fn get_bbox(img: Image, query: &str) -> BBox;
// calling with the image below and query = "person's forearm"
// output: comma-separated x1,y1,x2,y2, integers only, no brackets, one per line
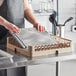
0,16,9,27
24,0,38,25
24,8,38,25
24,0,45,32
0,16,20,33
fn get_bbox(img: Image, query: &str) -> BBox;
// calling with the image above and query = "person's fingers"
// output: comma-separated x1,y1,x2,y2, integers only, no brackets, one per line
8,26,15,34
9,29,13,34
42,26,45,32
34,23,45,32
36,24,39,31
41,26,43,32
39,25,45,32
39,25,41,32
12,25,20,33
10,24,20,33
7,23,20,33
9,25,17,33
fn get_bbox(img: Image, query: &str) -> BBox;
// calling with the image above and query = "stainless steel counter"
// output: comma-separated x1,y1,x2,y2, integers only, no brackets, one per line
0,51,76,70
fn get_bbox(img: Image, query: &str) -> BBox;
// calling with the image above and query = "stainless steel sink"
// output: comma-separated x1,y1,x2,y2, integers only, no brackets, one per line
0,49,13,64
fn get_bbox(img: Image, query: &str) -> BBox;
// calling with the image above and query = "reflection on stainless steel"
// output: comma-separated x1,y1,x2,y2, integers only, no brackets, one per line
0,49,13,64
0,52,76,69
0,49,13,58
13,28,58,48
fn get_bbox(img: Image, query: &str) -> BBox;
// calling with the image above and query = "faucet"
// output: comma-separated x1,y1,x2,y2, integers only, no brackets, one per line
49,11,57,35
49,11,73,37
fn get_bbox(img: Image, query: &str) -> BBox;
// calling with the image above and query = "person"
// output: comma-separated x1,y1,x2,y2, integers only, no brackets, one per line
0,0,45,50
0,0,45,76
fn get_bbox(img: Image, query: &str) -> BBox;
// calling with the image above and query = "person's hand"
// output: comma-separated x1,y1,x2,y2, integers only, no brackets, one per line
4,22,20,34
0,16,20,33
33,23,45,32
